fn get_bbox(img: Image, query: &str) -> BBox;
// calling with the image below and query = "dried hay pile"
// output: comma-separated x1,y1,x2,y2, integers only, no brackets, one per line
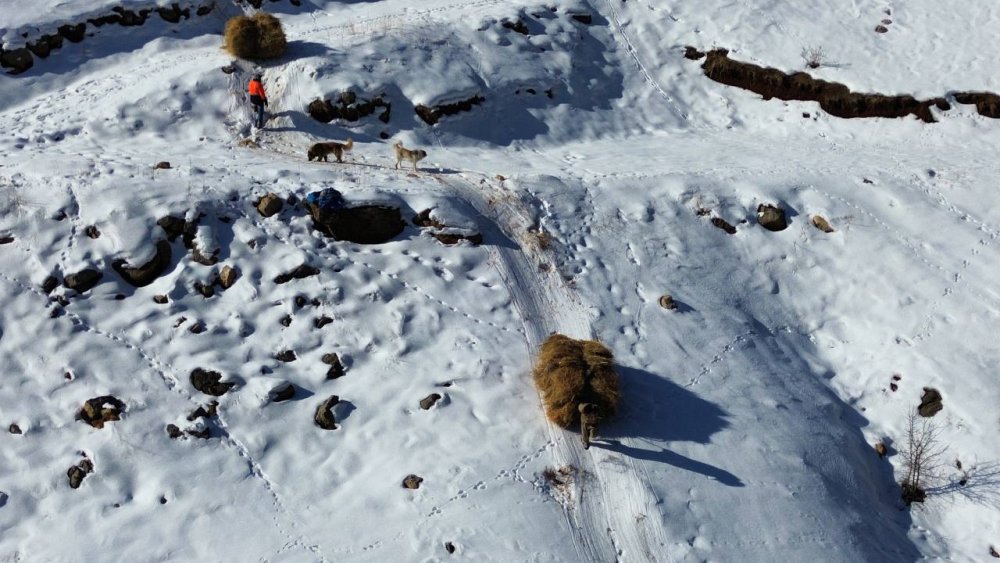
223,13,286,60
533,334,620,428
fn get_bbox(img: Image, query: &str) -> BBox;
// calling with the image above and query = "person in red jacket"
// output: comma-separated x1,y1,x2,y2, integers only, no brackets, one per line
248,74,268,129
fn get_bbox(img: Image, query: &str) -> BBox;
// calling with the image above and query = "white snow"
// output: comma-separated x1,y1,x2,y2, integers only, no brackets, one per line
1,0,999,561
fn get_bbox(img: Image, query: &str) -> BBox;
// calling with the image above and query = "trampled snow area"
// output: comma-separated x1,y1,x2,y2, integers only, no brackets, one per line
1,0,999,561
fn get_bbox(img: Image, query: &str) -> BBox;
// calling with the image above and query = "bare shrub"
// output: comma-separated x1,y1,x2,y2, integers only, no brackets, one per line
533,334,620,428
801,46,826,69
898,412,947,505
223,13,286,60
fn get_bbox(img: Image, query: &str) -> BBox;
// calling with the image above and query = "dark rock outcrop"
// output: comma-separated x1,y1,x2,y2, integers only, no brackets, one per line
756,204,788,232
113,240,173,287
414,95,485,125
314,395,340,429
309,204,405,244
190,368,235,396
79,396,126,429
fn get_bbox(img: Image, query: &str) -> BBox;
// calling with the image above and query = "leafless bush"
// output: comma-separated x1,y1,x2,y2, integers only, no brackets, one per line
898,412,947,505
801,46,826,69
926,460,1000,507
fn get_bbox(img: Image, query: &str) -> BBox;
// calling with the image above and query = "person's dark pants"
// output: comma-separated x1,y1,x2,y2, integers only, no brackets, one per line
252,102,265,128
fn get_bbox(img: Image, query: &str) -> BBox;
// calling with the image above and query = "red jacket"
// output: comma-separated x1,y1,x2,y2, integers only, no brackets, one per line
248,79,267,104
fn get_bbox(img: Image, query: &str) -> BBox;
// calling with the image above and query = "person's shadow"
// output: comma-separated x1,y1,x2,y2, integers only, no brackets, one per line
590,364,744,487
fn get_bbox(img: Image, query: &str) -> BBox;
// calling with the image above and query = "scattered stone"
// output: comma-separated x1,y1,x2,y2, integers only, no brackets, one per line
314,395,340,430
0,236,14,244
79,396,125,429
990,546,999,558
274,264,320,284
256,193,283,217
875,24,889,33
756,204,788,232
187,401,219,421
402,474,424,489
0,47,33,75
113,240,172,287
501,19,529,35
569,12,593,24
42,276,59,293
83,225,100,239
186,427,210,439
156,215,186,241
53,210,68,221
8,423,22,435
322,353,346,379
159,496,168,504
193,280,215,298
309,204,405,244
58,23,86,42
419,393,442,410
811,215,834,233
271,383,296,402
153,294,169,304
166,424,184,439
154,161,171,170
63,269,103,293
188,321,206,334
711,217,737,234
280,315,292,327
275,350,297,362
918,387,943,417
445,542,456,554
294,295,307,308
314,315,333,329
432,231,483,246
190,368,235,396
414,95,485,126
67,459,94,489
875,441,887,458
658,295,677,310
114,294,126,301
218,265,238,289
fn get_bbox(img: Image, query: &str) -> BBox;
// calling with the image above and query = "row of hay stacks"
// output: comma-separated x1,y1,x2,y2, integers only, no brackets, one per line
533,334,620,428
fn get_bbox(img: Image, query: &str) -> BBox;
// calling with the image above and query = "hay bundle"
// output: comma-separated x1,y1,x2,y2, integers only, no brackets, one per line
223,13,286,60
533,334,620,428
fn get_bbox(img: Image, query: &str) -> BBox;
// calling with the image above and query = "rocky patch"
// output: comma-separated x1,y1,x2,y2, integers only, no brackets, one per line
415,95,485,125
710,217,737,235
190,368,235,396
113,240,173,287
308,90,391,124
67,458,94,489
918,387,943,417
322,353,346,379
63,269,103,293
256,193,283,217
79,396,125,429
314,395,340,430
310,204,405,244
274,264,320,284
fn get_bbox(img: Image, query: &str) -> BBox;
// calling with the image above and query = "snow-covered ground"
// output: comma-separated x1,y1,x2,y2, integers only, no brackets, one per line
1,0,999,561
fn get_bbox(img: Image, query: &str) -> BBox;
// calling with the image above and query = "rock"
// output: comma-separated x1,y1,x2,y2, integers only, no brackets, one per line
309,204,405,244
85,226,100,239
256,193,283,217
419,393,442,410
0,236,14,244
58,23,86,42
658,295,677,310
918,387,943,417
166,424,184,439
113,240,172,287
501,19,529,35
194,280,215,298
186,401,218,421
314,395,340,430
294,295,307,308
756,204,788,232
275,350,297,362
875,24,889,33
1,47,34,75
811,215,834,233
79,396,125,429
271,383,295,402
67,459,94,489
63,269,103,293
874,441,887,458
322,353,346,379
432,231,483,246
413,209,446,229
314,316,333,329
402,474,424,489
8,423,22,435
218,265,238,289
445,542,456,554
42,275,59,293
711,217,736,234
280,315,292,327
154,161,171,170
188,321,206,334
153,294,169,304
569,12,593,24
274,264,320,284
157,215,186,241
190,368,235,396
186,427,210,439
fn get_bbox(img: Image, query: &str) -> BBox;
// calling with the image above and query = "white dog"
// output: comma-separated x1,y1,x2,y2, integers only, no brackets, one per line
393,141,428,171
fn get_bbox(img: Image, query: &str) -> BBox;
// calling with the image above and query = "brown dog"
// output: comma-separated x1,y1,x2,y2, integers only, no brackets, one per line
308,139,353,162
393,141,427,171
